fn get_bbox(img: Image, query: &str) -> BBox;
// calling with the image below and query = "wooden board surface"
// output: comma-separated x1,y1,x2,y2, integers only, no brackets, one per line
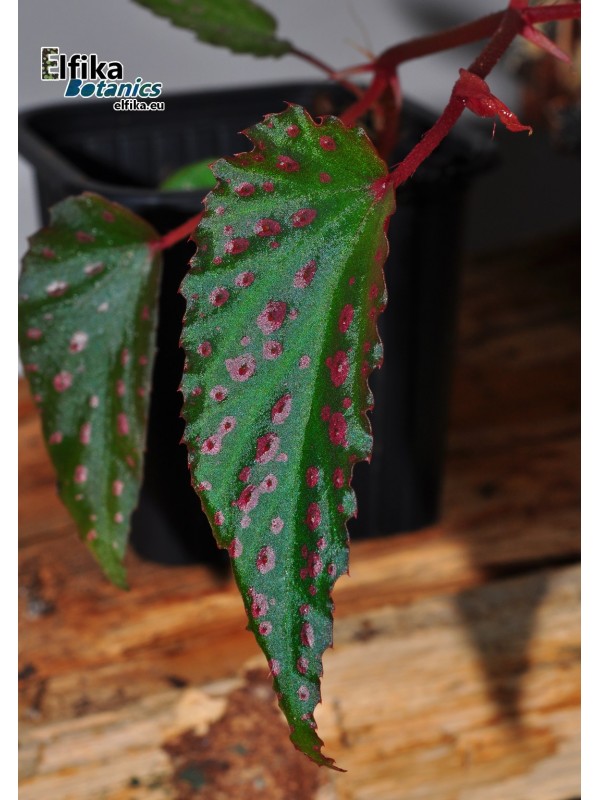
19,232,580,800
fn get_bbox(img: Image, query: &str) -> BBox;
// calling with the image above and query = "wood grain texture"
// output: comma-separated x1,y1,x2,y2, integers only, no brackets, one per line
19,233,580,799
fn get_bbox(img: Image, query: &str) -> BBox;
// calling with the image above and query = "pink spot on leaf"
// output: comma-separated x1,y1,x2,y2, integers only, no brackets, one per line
239,466,251,482
301,622,315,648
53,371,72,392
46,281,68,297
291,208,317,228
225,354,256,382
260,474,278,494
224,238,249,255
209,287,229,307
306,503,321,531
329,412,348,446
271,517,284,534
326,350,350,387
255,433,280,464
258,621,273,636
229,538,243,558
27,328,42,340
79,423,91,445
276,155,299,172
256,546,275,575
271,393,291,423
49,432,63,445
248,589,269,621
210,385,228,402
319,172,331,183
263,340,282,360
214,511,224,526
234,182,255,196
76,230,95,243
84,262,104,276
257,301,287,334
219,416,236,435
333,467,345,489
297,657,309,675
69,331,90,353
293,260,317,288
113,480,124,496
201,435,221,455
254,218,281,237
319,136,336,151
299,355,311,369
262,181,274,192
236,485,259,513
286,124,300,137
74,465,88,484
306,467,319,488
339,304,354,333
269,659,281,677
117,414,129,436
308,552,323,577
198,341,212,357
235,271,255,288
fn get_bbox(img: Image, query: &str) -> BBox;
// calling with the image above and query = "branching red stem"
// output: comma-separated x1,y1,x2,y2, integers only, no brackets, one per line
389,2,579,188
152,211,204,252
340,69,390,127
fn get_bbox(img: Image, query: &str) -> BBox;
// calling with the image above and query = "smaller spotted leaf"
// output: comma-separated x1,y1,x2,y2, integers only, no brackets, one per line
180,105,395,768
131,0,292,57
18,193,162,588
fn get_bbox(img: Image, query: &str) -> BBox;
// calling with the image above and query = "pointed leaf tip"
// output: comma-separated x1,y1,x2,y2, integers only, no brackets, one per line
18,193,162,586
180,104,395,766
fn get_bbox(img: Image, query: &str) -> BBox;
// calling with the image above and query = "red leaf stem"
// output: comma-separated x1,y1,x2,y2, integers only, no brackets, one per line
340,68,391,127
522,4,581,25
152,211,205,252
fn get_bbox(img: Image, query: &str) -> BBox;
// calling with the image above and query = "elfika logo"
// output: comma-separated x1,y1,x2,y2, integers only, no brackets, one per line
41,46,163,104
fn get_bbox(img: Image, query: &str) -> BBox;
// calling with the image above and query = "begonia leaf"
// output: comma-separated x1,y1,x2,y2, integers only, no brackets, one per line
132,0,292,57
18,193,162,588
180,104,395,767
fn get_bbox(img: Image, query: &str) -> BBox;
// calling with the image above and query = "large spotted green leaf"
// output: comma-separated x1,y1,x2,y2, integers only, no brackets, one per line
131,0,292,57
180,105,395,768
18,193,162,588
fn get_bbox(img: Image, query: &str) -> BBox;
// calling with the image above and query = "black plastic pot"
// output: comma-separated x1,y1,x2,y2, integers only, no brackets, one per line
19,83,492,566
